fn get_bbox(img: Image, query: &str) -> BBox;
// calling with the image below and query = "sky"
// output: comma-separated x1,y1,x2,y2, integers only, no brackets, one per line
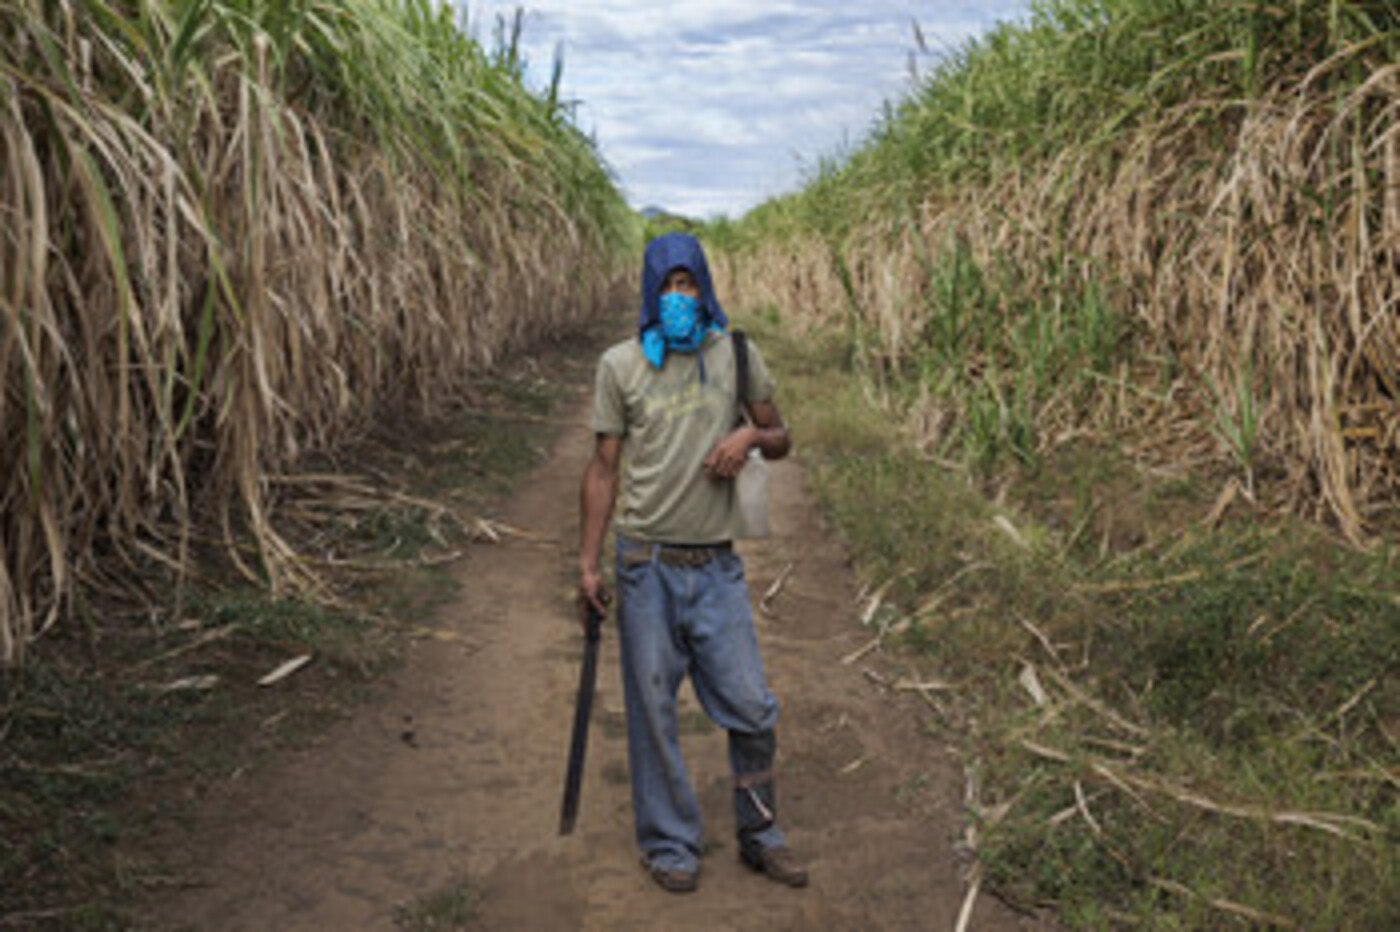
459,2,1035,219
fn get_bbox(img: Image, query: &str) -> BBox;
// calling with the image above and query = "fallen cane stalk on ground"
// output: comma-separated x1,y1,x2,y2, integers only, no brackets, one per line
739,309,1399,928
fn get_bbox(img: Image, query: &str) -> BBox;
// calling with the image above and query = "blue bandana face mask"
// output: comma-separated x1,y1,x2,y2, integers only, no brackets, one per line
659,291,701,347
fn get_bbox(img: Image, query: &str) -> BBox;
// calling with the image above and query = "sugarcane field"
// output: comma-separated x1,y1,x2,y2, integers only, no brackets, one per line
2,1,1397,929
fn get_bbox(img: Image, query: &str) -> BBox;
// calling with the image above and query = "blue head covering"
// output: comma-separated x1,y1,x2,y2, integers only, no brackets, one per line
638,232,728,369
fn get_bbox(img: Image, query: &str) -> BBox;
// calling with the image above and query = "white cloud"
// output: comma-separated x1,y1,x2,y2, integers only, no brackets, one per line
459,0,1034,217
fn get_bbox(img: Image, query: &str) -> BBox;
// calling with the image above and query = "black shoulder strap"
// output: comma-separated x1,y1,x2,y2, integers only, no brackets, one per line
732,329,750,424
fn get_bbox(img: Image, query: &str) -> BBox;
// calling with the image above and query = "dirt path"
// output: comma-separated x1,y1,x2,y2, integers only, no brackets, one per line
148,379,1040,931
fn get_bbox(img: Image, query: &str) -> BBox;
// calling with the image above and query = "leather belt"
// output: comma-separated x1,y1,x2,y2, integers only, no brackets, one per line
622,541,733,568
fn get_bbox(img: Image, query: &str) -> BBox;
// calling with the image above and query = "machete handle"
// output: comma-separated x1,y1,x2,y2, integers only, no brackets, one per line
584,602,603,643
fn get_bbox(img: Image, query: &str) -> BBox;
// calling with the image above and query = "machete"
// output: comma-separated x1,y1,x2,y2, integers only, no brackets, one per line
558,602,603,836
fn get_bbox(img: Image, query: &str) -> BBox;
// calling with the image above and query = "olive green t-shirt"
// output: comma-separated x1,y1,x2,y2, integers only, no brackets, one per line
591,330,776,544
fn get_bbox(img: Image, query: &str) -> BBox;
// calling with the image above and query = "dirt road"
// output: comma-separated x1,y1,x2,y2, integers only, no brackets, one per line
149,377,1038,930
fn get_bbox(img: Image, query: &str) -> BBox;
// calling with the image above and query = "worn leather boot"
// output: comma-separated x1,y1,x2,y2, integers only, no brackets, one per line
642,856,699,893
740,845,809,888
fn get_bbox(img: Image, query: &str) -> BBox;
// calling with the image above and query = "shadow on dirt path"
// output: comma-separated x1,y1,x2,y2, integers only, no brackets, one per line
147,376,1046,931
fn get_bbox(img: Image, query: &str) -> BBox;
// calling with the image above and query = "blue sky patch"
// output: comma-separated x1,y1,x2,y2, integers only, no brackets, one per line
460,1,1033,218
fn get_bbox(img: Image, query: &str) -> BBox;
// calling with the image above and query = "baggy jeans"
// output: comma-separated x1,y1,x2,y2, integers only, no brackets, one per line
615,536,786,873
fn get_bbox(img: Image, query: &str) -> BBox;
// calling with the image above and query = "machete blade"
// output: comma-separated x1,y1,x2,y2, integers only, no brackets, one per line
559,604,603,836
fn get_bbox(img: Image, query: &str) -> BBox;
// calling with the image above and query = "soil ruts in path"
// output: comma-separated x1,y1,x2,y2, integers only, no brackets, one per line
148,381,1045,931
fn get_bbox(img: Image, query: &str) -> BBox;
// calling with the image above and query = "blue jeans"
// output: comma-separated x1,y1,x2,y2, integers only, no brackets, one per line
615,536,786,873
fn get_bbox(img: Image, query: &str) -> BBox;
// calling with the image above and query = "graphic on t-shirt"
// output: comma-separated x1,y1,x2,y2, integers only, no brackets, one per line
643,380,713,424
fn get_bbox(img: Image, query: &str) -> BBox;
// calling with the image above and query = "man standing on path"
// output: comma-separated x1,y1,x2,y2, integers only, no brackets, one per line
576,232,807,894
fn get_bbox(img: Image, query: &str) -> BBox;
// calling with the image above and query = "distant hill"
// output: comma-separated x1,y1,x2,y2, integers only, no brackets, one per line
638,204,701,236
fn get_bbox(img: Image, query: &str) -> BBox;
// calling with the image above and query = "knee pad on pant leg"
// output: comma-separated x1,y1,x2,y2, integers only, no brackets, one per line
730,728,775,773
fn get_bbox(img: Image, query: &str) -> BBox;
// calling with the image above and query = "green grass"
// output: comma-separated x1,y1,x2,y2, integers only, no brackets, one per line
393,877,481,931
743,309,1400,930
0,591,377,927
792,239,1135,480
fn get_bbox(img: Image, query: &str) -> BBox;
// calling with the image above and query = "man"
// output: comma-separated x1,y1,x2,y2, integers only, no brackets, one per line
577,232,807,894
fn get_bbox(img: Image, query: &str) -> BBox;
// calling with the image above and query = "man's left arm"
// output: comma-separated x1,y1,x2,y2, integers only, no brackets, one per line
743,400,790,460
